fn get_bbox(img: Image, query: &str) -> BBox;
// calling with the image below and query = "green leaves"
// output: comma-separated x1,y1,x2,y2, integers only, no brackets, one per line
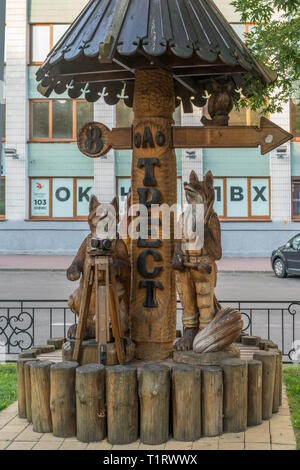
231,0,300,113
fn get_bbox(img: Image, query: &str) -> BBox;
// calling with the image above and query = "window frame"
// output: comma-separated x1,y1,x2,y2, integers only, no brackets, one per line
215,176,271,221
29,99,92,142
290,99,300,142
29,176,94,221
29,23,69,66
292,178,300,220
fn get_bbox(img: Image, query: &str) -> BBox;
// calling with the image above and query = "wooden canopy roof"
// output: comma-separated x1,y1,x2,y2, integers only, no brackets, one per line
36,0,276,111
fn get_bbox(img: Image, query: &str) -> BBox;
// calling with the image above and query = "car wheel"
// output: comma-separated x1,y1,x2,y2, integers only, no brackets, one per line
273,258,287,278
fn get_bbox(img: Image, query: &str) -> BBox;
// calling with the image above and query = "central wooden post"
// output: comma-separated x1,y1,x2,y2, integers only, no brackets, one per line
130,68,177,360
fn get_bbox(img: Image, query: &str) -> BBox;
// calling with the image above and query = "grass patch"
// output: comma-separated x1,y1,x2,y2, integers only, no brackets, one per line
0,363,18,411
283,365,300,450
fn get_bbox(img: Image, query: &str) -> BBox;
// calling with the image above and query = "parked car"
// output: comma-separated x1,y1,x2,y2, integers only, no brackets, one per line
271,234,300,277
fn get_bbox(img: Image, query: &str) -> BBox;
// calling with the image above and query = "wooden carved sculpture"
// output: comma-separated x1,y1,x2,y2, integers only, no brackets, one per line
173,170,242,352
201,79,235,127
67,195,130,341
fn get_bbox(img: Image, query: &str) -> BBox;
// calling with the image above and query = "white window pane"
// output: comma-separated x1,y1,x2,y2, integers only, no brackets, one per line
31,179,50,217
230,23,245,41
53,24,69,47
76,179,93,217
32,25,50,62
251,178,269,217
117,178,131,217
226,178,248,217
52,178,73,217
214,180,224,217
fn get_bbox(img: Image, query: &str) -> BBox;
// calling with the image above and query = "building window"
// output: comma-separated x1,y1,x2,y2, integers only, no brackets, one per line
230,23,256,42
292,179,300,219
116,101,181,127
214,177,270,220
29,100,94,141
30,24,69,64
291,101,300,140
29,177,94,219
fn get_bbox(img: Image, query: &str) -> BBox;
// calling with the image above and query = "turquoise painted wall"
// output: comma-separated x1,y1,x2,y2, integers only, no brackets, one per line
115,149,182,177
291,143,300,176
203,148,270,177
28,143,93,177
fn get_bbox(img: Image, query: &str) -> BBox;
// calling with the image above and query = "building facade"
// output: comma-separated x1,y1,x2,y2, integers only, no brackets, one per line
0,0,299,257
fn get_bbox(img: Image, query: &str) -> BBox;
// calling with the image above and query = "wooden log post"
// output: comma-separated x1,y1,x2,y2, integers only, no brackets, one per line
106,365,138,445
247,360,262,426
201,366,223,437
253,351,276,420
17,358,31,418
76,364,106,443
130,68,177,361
30,360,52,433
139,364,171,445
221,358,248,433
50,361,78,437
272,351,281,413
24,359,40,423
47,338,65,350
172,364,201,441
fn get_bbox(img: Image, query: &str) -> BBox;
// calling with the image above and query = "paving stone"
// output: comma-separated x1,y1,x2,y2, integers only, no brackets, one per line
219,442,244,450
192,440,219,450
245,421,270,443
7,416,28,426
0,441,10,450
39,433,64,443
33,441,62,450
245,443,271,450
15,427,42,442
139,443,166,450
0,430,21,441
86,441,113,450
6,441,36,450
272,444,296,450
270,414,293,426
219,432,245,443
165,440,193,450
112,441,141,450
60,440,88,450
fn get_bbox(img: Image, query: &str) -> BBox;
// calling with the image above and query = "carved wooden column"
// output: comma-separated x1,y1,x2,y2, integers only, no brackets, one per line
130,68,177,360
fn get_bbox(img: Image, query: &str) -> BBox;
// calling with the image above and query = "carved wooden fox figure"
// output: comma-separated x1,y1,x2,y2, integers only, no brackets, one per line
66,195,131,340
173,170,222,351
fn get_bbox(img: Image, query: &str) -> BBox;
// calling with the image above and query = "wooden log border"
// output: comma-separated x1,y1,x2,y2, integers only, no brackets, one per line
18,349,283,442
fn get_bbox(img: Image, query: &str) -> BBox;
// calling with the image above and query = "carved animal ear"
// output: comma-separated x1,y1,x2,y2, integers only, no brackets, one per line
89,195,100,213
204,171,214,189
111,196,119,216
189,171,200,185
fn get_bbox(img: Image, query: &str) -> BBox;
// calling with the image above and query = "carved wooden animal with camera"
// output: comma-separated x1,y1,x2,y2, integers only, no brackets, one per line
66,195,131,341
173,170,242,353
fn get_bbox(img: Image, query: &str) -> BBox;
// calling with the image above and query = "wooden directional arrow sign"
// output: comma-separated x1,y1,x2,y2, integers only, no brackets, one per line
78,117,293,158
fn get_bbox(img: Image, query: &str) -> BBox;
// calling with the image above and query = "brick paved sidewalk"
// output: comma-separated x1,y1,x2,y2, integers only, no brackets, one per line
0,255,272,272
0,385,296,450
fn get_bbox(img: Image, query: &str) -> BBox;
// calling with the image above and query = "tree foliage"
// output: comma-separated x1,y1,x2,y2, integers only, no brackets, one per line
231,0,300,114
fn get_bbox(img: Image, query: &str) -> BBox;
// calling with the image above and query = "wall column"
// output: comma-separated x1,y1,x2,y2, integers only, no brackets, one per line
269,101,292,222
5,0,28,221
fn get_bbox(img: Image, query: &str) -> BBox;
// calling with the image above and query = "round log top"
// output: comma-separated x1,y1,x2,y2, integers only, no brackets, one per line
172,364,201,373
50,361,79,370
220,358,248,367
17,358,37,364
253,351,277,357
106,365,137,373
24,359,40,368
141,363,170,372
247,359,264,366
30,360,53,369
201,365,222,373
76,363,105,374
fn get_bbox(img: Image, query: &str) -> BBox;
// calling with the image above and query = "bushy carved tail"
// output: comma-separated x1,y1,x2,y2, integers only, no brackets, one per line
193,306,243,353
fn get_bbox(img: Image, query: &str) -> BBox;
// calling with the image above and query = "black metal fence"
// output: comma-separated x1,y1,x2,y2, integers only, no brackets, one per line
0,300,299,362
